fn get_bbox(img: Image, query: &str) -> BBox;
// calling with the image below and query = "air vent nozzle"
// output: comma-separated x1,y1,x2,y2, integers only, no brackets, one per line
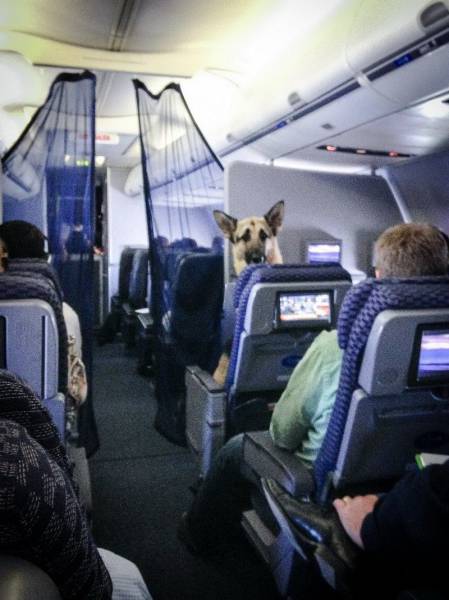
420,2,449,29
288,92,302,106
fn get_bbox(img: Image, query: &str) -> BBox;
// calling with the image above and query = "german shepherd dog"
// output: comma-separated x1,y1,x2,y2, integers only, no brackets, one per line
212,200,285,384
213,200,285,276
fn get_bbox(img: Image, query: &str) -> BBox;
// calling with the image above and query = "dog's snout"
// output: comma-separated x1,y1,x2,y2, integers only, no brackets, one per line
245,251,266,265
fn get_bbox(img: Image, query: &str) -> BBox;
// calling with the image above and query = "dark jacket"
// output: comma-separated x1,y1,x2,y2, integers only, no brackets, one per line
360,460,449,597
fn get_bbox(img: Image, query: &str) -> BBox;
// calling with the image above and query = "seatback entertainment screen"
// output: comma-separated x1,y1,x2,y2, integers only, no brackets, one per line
307,241,341,264
277,291,332,328
414,328,449,385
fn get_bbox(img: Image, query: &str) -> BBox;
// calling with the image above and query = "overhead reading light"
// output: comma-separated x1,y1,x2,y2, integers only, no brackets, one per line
288,92,302,106
318,145,413,158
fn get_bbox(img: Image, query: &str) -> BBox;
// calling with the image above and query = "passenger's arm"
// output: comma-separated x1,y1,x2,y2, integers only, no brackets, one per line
334,461,449,557
333,495,379,549
360,461,449,556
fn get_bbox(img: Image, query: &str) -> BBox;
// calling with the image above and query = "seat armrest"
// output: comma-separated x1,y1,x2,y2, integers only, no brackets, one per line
261,478,359,596
186,365,225,393
137,312,153,330
44,393,65,442
243,431,314,498
0,555,61,599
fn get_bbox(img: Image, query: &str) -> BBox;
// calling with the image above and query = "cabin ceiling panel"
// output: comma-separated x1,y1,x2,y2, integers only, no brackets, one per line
323,112,449,154
234,85,399,160
363,43,449,106
0,1,123,50
345,0,438,73
285,147,410,171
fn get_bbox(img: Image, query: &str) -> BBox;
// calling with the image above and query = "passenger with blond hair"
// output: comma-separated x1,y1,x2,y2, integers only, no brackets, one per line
178,222,449,553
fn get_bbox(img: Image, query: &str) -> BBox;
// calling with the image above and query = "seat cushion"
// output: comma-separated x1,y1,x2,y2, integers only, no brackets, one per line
0,418,112,599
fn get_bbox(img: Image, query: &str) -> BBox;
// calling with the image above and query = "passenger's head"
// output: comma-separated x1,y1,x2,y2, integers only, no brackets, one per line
374,223,448,278
0,220,48,260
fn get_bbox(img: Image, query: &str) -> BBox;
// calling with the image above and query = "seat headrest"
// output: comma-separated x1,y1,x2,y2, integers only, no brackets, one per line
234,263,352,310
337,277,449,350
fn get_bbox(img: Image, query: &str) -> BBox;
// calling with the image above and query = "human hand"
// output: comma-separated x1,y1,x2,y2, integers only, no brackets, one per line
333,495,379,549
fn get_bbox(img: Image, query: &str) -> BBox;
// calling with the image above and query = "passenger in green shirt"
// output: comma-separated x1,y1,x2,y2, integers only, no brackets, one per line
178,223,449,554
270,329,342,465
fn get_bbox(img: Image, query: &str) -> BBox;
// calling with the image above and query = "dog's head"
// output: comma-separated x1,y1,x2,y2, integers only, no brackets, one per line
213,200,284,275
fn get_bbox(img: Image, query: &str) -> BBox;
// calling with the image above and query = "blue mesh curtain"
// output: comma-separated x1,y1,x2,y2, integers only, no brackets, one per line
134,80,224,444
1,71,98,455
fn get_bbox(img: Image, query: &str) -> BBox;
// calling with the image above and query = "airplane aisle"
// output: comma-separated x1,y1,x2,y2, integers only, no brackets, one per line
89,341,280,600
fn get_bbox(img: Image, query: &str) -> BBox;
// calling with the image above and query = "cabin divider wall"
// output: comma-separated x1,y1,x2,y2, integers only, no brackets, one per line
384,148,449,232
225,161,402,281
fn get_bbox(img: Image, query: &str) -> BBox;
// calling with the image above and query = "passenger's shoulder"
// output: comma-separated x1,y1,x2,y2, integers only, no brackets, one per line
313,329,341,361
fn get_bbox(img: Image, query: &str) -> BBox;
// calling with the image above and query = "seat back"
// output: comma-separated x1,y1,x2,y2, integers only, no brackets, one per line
117,247,138,300
314,277,449,498
0,274,68,395
170,253,224,369
8,258,64,301
227,264,352,398
128,248,149,308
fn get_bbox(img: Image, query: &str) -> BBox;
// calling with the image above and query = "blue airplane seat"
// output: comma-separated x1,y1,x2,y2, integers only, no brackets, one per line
186,263,352,476
240,276,449,598
121,248,149,346
111,246,139,310
0,273,68,436
154,253,224,446
8,257,64,302
98,246,141,344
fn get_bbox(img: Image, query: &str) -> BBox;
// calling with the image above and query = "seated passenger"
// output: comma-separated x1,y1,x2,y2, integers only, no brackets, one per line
333,458,449,598
0,220,87,406
0,369,152,599
178,223,449,552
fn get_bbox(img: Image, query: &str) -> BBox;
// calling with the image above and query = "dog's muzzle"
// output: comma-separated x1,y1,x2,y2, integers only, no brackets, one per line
245,251,266,265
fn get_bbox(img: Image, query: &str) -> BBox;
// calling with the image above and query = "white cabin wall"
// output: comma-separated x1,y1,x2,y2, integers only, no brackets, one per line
384,149,449,232
225,161,402,279
106,167,148,301
152,203,222,248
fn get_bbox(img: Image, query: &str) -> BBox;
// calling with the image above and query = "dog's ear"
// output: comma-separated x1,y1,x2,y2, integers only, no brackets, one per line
264,200,285,235
213,210,238,242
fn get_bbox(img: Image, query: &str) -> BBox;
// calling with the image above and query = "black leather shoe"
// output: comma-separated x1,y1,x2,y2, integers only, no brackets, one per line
262,478,360,596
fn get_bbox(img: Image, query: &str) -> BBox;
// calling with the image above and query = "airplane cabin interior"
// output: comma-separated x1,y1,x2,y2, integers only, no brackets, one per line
0,1,449,599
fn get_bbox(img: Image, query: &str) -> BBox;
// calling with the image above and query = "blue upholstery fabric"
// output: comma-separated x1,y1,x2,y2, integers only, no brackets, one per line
0,419,112,599
8,259,64,302
226,264,352,390
170,253,224,367
0,370,68,471
337,278,375,350
233,264,266,309
0,370,112,599
0,273,68,392
314,276,449,496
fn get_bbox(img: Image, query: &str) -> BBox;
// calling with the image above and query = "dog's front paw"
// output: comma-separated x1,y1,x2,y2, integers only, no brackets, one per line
213,353,230,386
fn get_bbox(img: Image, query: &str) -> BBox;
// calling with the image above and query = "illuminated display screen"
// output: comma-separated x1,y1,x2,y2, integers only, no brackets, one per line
416,329,449,383
307,242,341,264
277,291,332,328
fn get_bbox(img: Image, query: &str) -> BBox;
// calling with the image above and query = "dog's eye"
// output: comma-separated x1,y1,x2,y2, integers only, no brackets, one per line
241,229,251,243
259,230,268,242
